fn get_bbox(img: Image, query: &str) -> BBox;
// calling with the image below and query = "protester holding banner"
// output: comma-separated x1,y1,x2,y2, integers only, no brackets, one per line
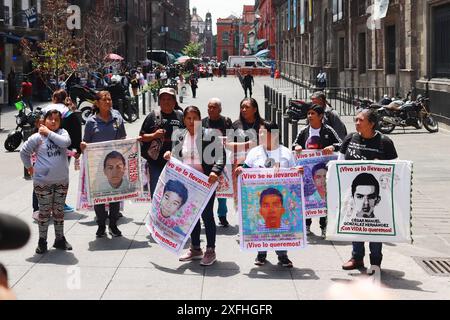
81,91,127,238
202,98,233,227
140,88,184,196
164,106,225,266
236,121,301,268
339,108,398,270
230,98,265,205
293,104,342,237
20,109,73,254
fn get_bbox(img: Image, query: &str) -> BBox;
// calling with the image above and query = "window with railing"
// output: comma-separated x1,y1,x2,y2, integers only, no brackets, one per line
358,0,367,17
358,32,367,74
222,32,229,44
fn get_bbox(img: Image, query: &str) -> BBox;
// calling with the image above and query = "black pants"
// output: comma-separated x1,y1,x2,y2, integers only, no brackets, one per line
94,202,120,227
191,87,197,98
306,217,327,230
190,194,216,249
244,86,252,97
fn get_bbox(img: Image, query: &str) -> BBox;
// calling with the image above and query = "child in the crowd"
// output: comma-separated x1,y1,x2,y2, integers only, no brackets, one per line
20,109,72,254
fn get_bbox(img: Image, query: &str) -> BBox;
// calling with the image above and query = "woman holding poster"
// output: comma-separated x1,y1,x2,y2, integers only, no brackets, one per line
339,108,398,271
293,104,342,237
81,91,127,238
164,106,225,266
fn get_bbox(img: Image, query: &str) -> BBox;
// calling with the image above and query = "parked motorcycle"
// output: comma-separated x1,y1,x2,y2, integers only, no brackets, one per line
376,92,439,134
4,102,41,152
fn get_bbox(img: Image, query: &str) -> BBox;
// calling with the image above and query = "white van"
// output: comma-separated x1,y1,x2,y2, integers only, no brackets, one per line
228,56,270,68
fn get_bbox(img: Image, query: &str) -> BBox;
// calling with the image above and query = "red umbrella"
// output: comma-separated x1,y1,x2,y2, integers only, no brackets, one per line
106,53,124,61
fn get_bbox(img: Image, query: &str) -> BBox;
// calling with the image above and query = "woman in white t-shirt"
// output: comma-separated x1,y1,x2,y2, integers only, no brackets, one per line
236,121,303,268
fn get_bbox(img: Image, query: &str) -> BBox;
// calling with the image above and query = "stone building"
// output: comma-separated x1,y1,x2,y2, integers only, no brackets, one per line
275,0,450,123
190,7,213,58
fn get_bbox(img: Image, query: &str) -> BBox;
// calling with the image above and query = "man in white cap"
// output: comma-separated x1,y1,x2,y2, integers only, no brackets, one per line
139,87,185,195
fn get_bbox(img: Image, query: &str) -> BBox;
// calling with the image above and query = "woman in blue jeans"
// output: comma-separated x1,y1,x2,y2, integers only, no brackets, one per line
338,108,398,270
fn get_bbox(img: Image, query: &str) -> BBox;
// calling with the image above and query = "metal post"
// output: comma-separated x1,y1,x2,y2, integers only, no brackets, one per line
271,91,278,123
282,96,288,147
291,120,298,145
142,90,146,115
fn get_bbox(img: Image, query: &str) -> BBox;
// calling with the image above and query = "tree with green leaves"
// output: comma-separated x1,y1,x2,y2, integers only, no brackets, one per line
21,0,85,88
182,42,203,58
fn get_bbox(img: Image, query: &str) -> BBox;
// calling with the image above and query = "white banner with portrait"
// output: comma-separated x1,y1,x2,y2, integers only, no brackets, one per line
326,160,413,243
146,158,218,255
84,138,142,205
217,149,233,198
132,159,152,203
238,168,306,252
294,150,338,218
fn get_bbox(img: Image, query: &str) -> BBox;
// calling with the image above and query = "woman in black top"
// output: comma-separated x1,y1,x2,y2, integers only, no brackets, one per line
340,108,398,271
229,98,265,206
293,104,342,237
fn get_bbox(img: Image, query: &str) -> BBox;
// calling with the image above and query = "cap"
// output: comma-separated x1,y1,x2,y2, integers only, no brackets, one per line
159,87,177,97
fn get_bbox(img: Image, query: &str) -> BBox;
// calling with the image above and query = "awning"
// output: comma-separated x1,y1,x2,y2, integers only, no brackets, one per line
0,32,23,43
255,39,268,49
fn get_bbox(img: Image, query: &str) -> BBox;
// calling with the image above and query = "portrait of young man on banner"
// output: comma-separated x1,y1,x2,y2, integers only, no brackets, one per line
84,138,142,205
295,150,338,218
327,160,413,243
238,168,306,252
146,158,218,255
216,149,233,198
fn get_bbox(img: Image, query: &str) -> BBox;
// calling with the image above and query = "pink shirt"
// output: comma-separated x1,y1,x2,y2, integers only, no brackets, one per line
182,133,204,173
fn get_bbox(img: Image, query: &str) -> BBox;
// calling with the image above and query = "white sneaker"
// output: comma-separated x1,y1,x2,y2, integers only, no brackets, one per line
32,210,39,221
321,228,327,238
306,225,312,235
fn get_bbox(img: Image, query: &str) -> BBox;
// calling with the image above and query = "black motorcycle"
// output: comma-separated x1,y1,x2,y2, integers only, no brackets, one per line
376,92,439,134
70,84,138,124
4,104,41,152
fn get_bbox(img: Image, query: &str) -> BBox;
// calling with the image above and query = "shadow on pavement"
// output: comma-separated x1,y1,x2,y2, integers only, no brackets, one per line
28,250,79,266
64,212,88,221
341,269,434,293
245,264,319,280
150,261,205,275
88,237,133,251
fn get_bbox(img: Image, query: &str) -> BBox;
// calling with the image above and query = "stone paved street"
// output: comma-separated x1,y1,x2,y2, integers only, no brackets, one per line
0,75,449,300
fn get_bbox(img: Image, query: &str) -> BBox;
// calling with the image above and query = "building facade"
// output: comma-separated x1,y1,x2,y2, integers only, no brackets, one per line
0,0,43,76
255,0,277,59
275,0,450,123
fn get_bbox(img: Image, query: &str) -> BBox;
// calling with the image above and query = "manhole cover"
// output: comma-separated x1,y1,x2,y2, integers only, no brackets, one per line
413,257,450,277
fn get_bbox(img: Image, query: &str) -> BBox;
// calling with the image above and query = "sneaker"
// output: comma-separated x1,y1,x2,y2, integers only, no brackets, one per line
254,253,267,266
32,210,39,221
35,238,47,254
53,236,73,251
96,226,106,238
278,255,293,268
117,212,123,219
200,247,216,266
63,204,75,213
179,248,203,262
321,228,327,238
306,225,312,235
108,225,122,237
219,216,229,228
